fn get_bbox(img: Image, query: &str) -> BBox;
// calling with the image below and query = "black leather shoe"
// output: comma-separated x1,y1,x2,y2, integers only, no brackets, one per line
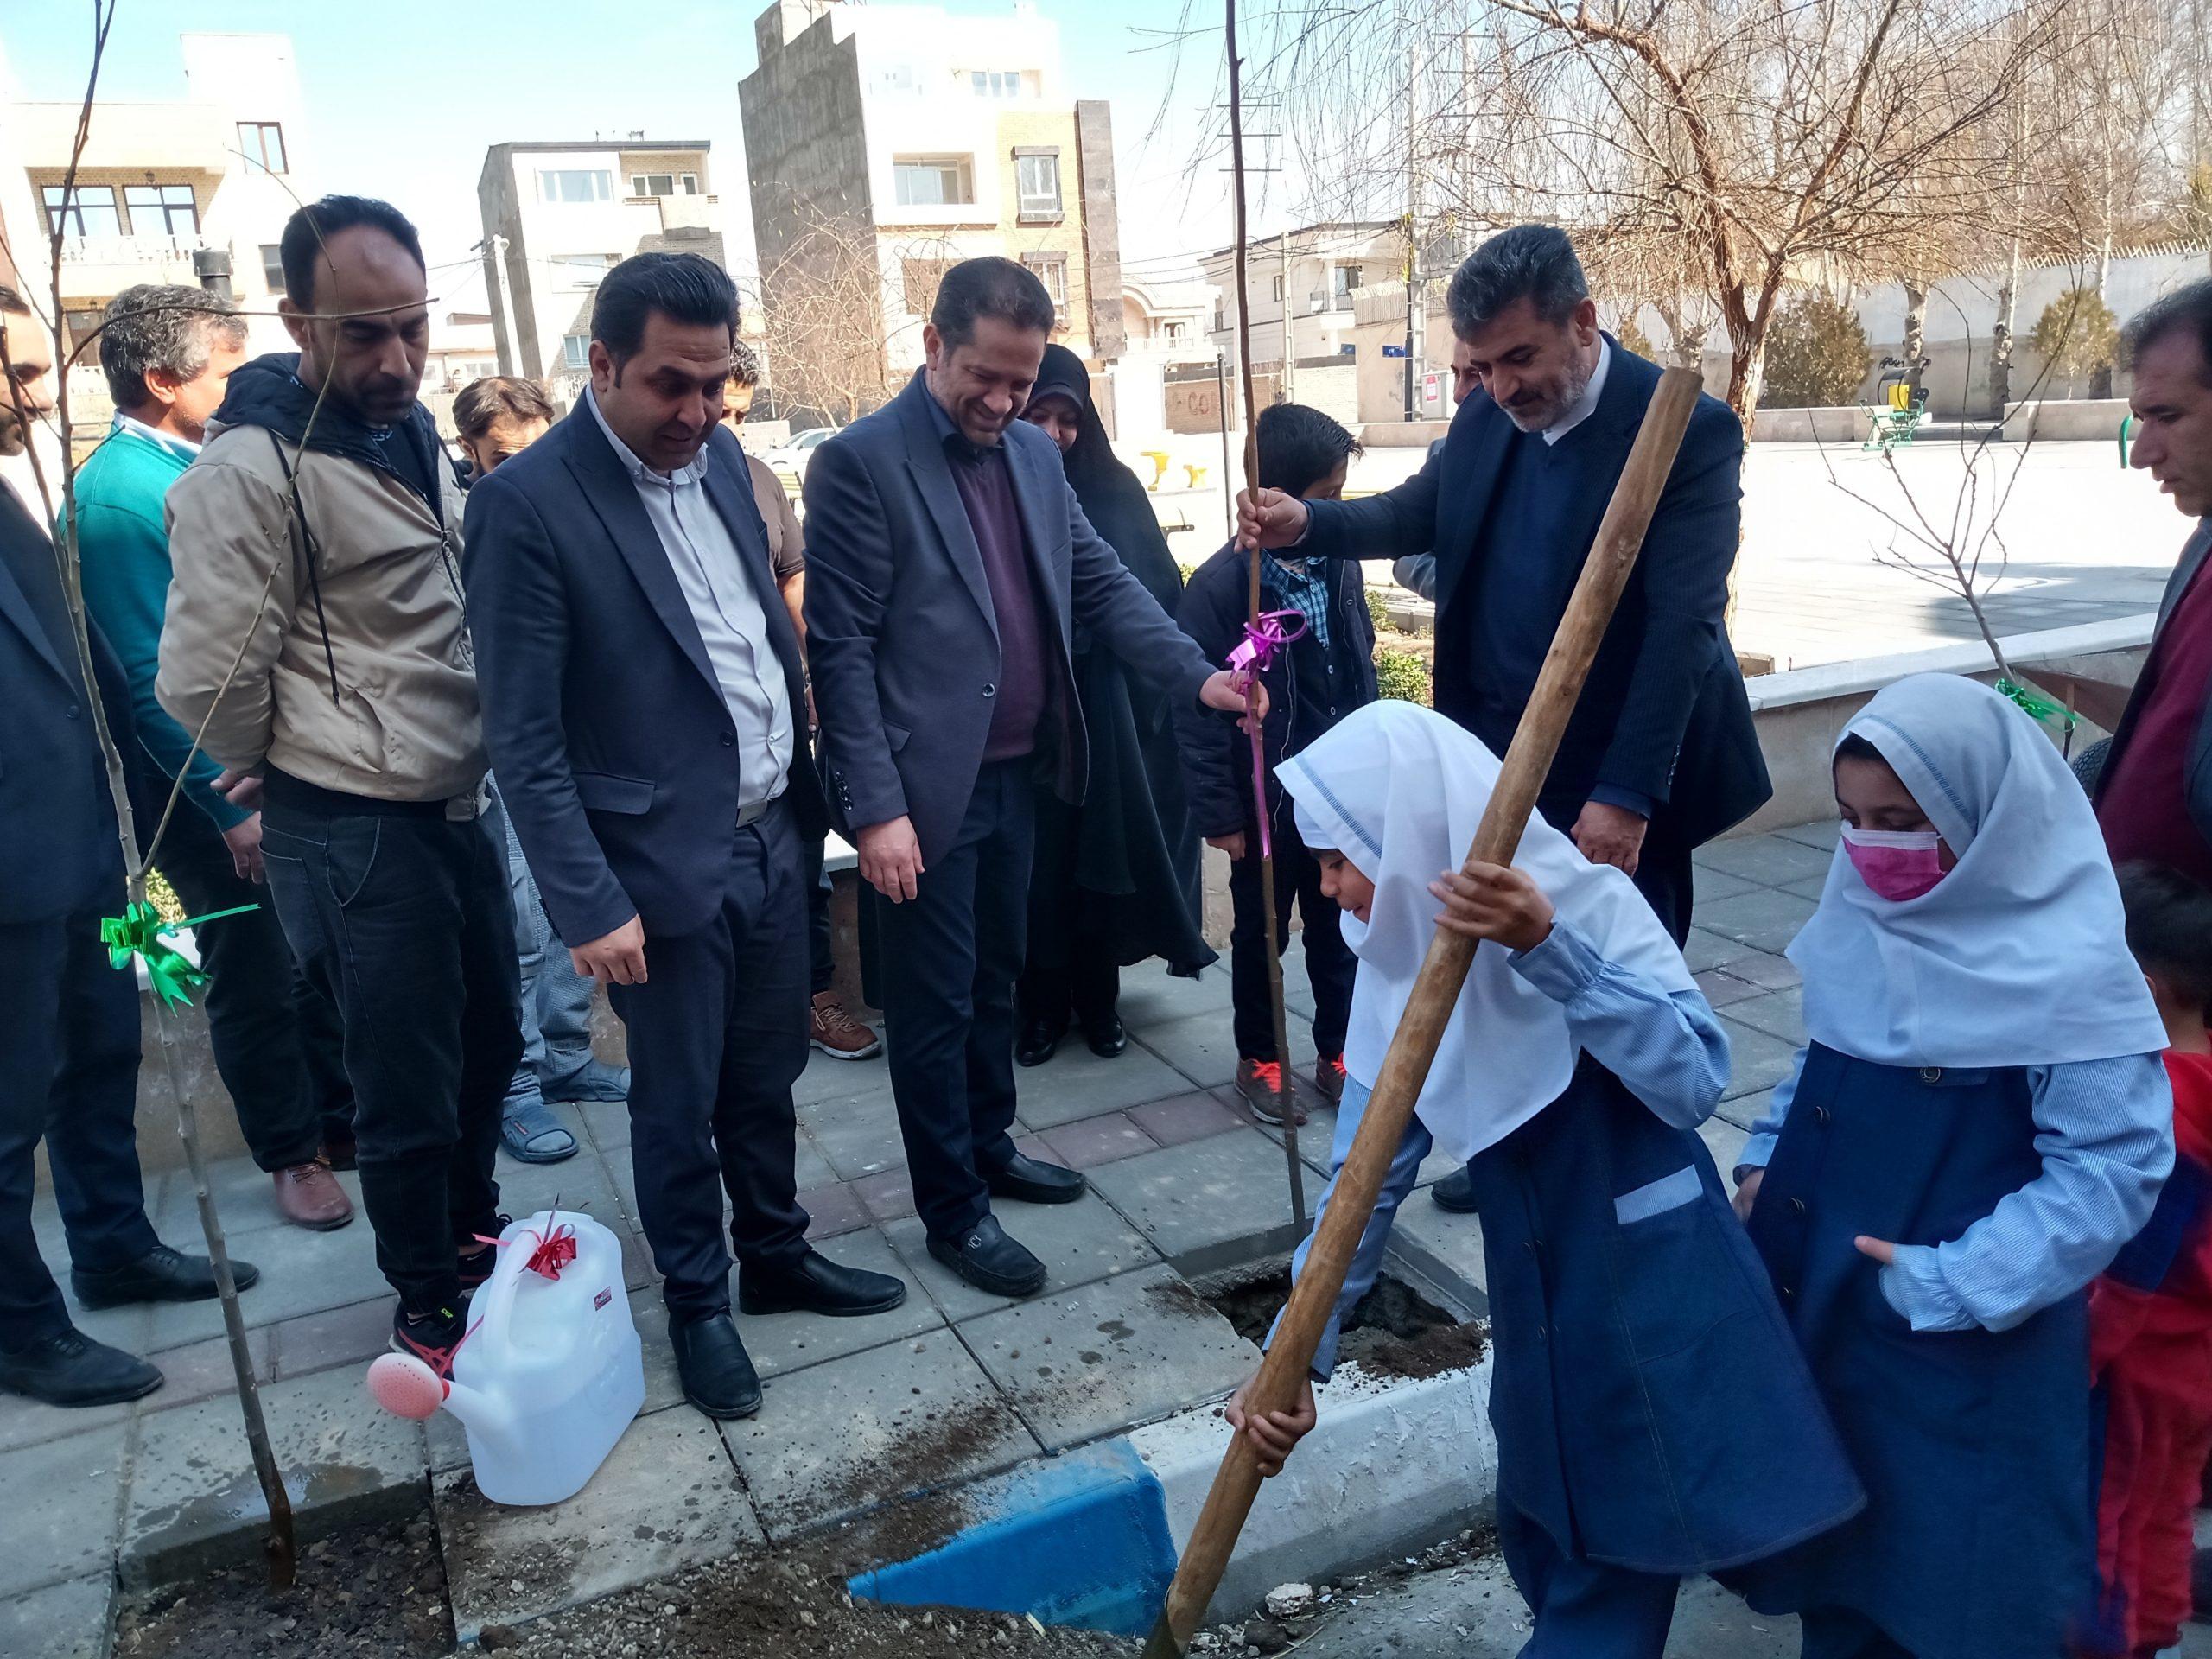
0,1327,162,1407
740,1249,908,1318
1430,1165,1479,1214
927,1215,1046,1298
1016,1020,1062,1068
984,1152,1086,1205
669,1312,763,1420
1084,1017,1128,1058
72,1243,260,1310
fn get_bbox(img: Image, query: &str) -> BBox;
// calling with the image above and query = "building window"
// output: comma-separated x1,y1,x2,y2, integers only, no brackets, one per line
538,169,613,204
41,183,120,238
893,156,973,208
63,308,105,366
1332,264,1363,300
237,122,288,175
124,183,200,237
1164,321,1186,341
970,70,1022,97
629,172,701,198
1271,274,1286,302
1020,251,1068,308
1014,151,1062,221
562,334,591,371
260,245,286,295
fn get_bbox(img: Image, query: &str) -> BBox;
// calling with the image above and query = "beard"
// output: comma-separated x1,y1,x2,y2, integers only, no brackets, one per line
1502,351,1595,435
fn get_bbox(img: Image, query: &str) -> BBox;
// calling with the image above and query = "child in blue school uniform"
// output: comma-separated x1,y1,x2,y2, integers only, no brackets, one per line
1227,700,1861,1658
1730,673,2176,1659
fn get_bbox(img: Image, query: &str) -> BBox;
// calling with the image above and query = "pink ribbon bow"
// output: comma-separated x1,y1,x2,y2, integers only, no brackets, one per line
1227,610,1308,858
474,1215,582,1281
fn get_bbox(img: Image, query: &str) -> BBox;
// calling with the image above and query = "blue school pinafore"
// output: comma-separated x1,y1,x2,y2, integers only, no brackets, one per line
1465,1056,1864,1575
1738,1044,2090,1659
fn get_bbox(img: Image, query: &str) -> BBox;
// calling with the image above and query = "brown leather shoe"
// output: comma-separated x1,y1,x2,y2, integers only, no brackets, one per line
809,991,882,1060
273,1162,354,1230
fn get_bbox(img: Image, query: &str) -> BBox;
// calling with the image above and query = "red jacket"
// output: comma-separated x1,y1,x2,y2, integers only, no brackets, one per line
2090,1050,2212,1383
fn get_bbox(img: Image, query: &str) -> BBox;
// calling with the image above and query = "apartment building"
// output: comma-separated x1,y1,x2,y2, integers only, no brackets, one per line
476,137,731,394
740,0,1123,407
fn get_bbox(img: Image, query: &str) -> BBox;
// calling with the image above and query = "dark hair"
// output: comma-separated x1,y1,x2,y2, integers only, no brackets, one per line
591,252,738,363
930,256,1053,351
1446,225,1590,338
452,375,554,442
2121,277,2212,387
280,195,425,308
1834,732,1887,766
99,284,246,410
1257,402,1363,499
728,340,762,387
2119,861,2212,1017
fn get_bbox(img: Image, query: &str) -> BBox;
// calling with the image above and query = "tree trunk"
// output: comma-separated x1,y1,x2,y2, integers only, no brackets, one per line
1726,330,1767,430
1992,236,2021,416
1902,280,1927,396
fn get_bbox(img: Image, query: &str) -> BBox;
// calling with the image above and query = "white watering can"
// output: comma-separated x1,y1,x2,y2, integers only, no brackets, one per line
366,1207,645,1505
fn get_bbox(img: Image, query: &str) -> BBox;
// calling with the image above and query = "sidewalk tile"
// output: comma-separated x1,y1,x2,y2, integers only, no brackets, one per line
0,1389,132,1457
1012,1043,1194,1129
1039,1111,1159,1169
437,1408,760,1640
1694,969,1766,1009
962,1265,1256,1449
1127,1091,1243,1147
1724,987,1807,1047
120,1362,425,1582
1716,949,1801,991
0,1573,111,1658
737,1226,944,1380
1385,1198,1490,1307
799,1180,869,1240
1688,868,1763,903
1694,836,1836,889
138,1216,392,1354
1694,889,1819,956
149,1154,301,1243
1699,1116,1751,1178
140,1325,278,1414
0,1422,126,1597
269,1295,395,1382
576,1097,631,1152
1135,1008,1316,1091
882,1192,1158,1323
492,1147,625,1231
1717,1016,1807,1101
791,1139,841,1193
1117,960,1235,1026
799,1090,907,1181
1087,1130,1311,1273
1681,926,1760,974
1775,820,1842,852
794,1053,898,1111
853,1169,918,1223
721,1326,1039,1537
1715,1088,1777,1135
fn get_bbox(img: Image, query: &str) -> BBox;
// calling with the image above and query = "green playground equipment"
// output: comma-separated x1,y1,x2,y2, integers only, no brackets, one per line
1863,358,1931,453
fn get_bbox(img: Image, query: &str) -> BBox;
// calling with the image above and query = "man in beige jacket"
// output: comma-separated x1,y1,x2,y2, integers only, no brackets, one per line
158,196,522,1374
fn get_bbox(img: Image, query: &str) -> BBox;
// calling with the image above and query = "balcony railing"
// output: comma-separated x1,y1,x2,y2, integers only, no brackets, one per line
59,233,213,268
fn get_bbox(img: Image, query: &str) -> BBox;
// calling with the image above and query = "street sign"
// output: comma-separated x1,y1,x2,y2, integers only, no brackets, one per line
1382,344,1409,359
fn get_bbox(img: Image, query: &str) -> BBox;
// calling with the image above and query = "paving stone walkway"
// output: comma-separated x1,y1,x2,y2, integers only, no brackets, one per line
3,826,1827,1656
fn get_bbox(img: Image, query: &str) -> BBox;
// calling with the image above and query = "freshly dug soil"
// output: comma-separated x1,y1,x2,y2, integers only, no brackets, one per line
1200,1263,1487,1382
115,1511,454,1658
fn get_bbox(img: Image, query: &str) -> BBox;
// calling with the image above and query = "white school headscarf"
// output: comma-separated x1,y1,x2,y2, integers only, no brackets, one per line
1275,701,1700,1162
1787,673,2167,1068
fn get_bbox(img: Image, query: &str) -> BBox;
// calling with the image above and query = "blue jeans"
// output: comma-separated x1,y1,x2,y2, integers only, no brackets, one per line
490,785,598,1106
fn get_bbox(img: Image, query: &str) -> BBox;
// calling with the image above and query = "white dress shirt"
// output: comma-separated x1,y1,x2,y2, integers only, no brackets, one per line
1541,337,1611,447
585,389,792,810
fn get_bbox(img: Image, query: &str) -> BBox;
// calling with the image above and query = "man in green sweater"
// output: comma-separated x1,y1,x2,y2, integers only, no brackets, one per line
72,285,353,1231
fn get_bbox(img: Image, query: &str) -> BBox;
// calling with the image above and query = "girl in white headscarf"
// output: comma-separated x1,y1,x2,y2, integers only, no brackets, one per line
1730,673,2173,1659
1229,702,1859,1659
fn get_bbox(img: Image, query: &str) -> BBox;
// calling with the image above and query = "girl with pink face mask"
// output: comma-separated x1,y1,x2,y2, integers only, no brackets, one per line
1730,672,2175,1659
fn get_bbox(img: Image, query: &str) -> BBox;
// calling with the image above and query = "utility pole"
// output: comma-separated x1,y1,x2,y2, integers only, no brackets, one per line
1279,234,1293,404
1403,29,1421,421
479,233,520,376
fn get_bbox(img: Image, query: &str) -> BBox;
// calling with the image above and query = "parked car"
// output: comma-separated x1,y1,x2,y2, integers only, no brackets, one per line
762,425,840,495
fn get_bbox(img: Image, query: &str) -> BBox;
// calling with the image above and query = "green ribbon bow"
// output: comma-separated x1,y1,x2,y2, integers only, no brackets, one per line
1996,677,2075,734
101,899,259,1009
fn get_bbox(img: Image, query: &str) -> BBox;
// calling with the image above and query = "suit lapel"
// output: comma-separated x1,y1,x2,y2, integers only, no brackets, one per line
2163,521,2212,629
895,378,999,638
1002,434,1071,639
562,407,722,697
0,484,79,690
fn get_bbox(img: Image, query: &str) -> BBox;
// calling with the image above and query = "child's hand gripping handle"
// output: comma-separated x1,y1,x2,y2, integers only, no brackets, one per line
1141,367,1707,1659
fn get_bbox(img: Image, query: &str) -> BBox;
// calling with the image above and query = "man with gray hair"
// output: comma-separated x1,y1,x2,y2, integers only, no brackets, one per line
73,283,355,1230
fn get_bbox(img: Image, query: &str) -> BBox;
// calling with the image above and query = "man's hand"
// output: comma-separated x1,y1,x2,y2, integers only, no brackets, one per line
221,813,265,884
858,816,925,904
571,916,648,986
1200,668,1268,730
1428,863,1555,953
1855,1236,1897,1267
1732,1168,1764,1224
1572,799,1649,875
1206,832,1249,861
1224,1371,1319,1478
215,767,264,813
1235,487,1312,551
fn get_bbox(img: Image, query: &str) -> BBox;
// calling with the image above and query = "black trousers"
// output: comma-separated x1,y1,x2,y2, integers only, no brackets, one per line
607,801,810,1318
803,823,835,999
1228,812,1354,1063
1630,835,1694,949
874,760,1035,1242
151,800,350,1171
1015,789,1120,1035
260,791,520,1316
0,905,158,1347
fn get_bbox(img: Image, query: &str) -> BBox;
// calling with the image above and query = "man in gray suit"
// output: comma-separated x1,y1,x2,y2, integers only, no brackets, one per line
2092,277,2212,882
804,258,1255,1298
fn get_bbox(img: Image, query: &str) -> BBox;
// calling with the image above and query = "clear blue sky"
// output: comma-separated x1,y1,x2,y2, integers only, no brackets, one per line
4,0,1297,299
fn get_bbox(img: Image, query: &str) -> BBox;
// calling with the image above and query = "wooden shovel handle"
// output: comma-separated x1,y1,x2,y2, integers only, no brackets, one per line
1142,365,1707,1656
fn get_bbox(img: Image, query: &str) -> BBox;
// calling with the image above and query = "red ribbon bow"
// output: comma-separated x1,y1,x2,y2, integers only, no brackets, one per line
474,1215,581,1281
1227,610,1308,858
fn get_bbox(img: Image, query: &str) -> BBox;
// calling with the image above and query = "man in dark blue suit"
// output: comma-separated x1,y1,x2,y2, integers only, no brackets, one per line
804,258,1255,1299
0,286,251,1407
466,255,901,1421
1236,226,1770,1210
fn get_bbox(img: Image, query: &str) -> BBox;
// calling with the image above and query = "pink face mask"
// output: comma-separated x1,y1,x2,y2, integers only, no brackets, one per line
1840,825,1946,901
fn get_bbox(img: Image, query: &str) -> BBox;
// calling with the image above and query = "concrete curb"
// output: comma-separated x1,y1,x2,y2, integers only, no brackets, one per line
849,1351,1497,1634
